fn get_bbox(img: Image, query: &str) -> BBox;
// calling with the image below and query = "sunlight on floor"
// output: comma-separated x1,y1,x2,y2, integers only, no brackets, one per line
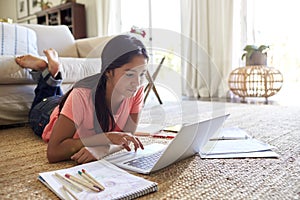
144,82,300,107
268,81,300,106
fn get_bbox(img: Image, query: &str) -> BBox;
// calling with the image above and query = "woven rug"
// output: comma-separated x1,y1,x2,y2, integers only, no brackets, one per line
0,101,299,200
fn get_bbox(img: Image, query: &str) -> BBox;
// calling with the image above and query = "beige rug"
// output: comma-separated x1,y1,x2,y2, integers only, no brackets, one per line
0,101,299,199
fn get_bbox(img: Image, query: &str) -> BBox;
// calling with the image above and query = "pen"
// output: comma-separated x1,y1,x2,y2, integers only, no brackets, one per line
162,129,178,133
209,136,249,141
152,134,175,139
134,132,152,136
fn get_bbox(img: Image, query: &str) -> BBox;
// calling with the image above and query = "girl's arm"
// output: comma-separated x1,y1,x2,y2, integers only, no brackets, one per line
47,114,82,163
47,113,143,163
47,114,110,163
123,113,139,133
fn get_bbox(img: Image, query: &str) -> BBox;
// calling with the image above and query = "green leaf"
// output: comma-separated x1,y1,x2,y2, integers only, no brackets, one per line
241,53,246,60
243,45,258,51
241,44,269,60
258,45,269,53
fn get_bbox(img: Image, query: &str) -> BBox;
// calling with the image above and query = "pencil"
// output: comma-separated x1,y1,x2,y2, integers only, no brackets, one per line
65,174,101,192
62,185,79,200
78,171,105,191
82,169,105,191
78,171,93,184
54,173,83,192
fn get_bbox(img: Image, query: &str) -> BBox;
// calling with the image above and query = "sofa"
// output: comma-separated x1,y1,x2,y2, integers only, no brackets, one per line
0,22,113,125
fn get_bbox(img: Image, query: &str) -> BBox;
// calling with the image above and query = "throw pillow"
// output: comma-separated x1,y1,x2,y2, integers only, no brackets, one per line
0,22,38,56
22,24,78,58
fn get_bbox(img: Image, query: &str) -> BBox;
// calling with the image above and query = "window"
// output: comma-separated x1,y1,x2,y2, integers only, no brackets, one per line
245,1,300,83
120,0,182,102
120,0,149,31
247,0,300,78
120,0,180,34
120,0,181,73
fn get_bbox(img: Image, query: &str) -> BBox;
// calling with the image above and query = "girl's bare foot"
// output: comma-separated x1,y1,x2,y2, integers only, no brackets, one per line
15,55,47,71
43,48,60,78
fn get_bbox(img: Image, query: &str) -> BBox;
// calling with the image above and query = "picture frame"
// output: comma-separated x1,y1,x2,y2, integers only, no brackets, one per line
16,0,29,19
28,0,41,15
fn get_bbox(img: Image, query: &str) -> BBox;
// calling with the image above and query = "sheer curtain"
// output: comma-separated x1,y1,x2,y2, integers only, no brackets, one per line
95,0,121,36
181,0,234,98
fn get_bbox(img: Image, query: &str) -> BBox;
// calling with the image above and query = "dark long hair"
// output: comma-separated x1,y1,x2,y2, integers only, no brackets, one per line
59,35,148,133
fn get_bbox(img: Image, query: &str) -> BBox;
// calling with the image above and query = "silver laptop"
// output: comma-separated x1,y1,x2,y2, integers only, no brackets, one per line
105,114,229,174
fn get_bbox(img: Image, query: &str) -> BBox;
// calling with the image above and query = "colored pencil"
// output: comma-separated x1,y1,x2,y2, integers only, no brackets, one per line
54,173,83,192
78,171,93,183
78,171,105,191
65,174,101,192
62,185,79,200
81,169,105,191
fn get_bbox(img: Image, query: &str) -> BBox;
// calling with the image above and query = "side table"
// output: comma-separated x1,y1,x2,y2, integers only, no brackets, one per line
228,65,283,102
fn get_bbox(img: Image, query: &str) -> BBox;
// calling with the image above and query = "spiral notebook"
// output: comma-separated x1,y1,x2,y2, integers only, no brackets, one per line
38,159,157,200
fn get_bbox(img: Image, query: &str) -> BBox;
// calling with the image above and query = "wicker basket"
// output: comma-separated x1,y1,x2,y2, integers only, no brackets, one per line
228,65,283,100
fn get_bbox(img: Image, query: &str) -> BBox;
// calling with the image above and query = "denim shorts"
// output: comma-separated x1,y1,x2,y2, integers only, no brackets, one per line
29,96,61,137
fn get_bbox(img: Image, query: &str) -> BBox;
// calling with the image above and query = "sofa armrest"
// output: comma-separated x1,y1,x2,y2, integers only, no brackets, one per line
75,36,114,58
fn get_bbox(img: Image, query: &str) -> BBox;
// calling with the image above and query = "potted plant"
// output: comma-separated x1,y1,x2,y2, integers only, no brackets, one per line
61,0,76,4
241,45,269,66
38,0,53,10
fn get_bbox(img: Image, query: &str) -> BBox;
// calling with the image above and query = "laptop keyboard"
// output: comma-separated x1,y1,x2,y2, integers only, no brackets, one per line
123,150,164,170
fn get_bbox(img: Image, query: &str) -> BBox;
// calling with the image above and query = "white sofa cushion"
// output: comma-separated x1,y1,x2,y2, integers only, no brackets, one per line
59,57,102,83
0,22,38,56
21,24,78,58
0,56,101,84
0,56,35,84
0,84,74,125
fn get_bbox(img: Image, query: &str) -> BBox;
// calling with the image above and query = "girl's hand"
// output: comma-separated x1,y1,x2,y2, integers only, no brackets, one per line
105,132,144,152
71,147,97,164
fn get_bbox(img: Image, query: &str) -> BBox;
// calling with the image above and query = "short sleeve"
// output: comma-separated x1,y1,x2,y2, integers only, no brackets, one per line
60,88,88,128
42,88,95,141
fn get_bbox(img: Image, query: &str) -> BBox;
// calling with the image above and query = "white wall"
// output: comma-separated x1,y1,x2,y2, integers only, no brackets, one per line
77,0,98,37
0,0,98,37
0,0,17,20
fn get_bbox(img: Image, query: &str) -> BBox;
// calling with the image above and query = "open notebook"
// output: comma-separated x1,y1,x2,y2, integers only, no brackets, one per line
105,114,229,174
201,127,279,158
38,159,157,200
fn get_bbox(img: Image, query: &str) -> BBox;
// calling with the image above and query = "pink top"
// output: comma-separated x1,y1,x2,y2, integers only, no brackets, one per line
42,87,144,142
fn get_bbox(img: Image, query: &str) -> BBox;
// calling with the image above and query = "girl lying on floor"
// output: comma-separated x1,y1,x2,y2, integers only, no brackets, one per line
15,35,148,164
